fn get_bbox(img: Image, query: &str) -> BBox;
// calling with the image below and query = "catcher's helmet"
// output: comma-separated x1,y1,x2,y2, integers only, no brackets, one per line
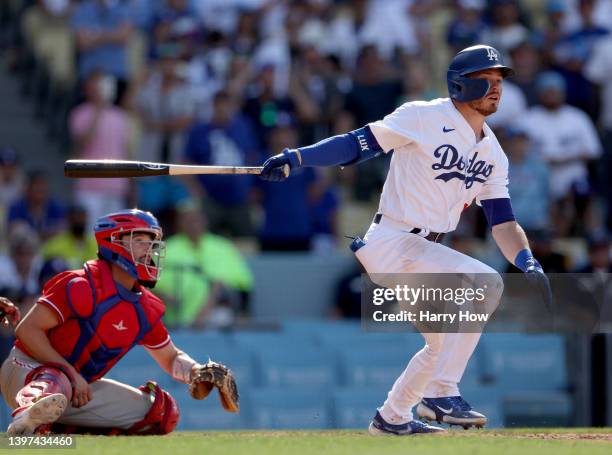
447,45,514,103
94,209,165,288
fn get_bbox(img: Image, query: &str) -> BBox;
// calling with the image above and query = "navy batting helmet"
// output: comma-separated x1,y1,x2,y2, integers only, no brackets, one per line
447,45,514,103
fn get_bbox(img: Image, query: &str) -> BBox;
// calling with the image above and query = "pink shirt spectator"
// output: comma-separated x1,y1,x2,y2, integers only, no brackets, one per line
69,103,130,197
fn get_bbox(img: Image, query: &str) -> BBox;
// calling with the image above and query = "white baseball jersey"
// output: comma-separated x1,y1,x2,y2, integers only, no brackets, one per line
368,98,510,233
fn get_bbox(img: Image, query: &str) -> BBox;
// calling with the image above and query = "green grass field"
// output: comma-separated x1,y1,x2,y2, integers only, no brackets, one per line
4,429,612,455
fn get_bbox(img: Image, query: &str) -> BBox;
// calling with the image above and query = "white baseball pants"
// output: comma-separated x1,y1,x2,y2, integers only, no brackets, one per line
354,215,503,423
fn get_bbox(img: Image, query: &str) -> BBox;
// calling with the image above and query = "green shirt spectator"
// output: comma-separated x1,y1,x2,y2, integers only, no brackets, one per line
41,205,98,269
156,203,253,328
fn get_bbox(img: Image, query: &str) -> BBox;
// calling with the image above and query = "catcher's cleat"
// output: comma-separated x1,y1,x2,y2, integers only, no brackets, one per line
416,396,487,428
368,411,445,435
8,393,68,435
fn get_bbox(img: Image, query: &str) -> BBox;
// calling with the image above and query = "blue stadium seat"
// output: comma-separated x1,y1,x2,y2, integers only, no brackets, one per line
175,387,248,431
283,319,361,341
107,347,171,388
336,347,409,387
332,387,387,429
249,388,331,429
168,330,235,359
253,347,336,388
232,332,318,352
316,331,423,352
481,334,568,391
503,391,572,427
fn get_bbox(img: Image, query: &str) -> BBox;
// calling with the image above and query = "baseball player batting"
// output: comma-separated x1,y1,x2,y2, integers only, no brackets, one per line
0,209,239,435
260,45,552,435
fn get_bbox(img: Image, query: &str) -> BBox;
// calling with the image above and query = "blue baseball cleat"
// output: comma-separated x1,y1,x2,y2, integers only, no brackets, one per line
416,396,487,429
368,411,446,435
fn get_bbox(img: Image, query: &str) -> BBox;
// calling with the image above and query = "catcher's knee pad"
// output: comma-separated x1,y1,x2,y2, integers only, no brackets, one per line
127,381,179,435
14,364,73,416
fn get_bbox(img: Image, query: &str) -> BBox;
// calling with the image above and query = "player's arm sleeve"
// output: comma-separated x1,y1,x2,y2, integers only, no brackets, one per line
140,320,171,350
481,198,516,227
296,125,383,167
368,101,422,152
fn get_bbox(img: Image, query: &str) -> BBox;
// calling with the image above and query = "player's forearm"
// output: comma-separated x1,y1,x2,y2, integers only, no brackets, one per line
15,325,76,374
491,221,530,265
293,126,383,167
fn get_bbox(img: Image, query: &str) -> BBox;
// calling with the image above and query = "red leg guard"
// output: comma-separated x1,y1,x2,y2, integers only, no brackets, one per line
128,381,180,435
13,365,73,417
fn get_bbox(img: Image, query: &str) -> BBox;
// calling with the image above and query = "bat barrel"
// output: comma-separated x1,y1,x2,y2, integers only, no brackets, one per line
64,160,169,178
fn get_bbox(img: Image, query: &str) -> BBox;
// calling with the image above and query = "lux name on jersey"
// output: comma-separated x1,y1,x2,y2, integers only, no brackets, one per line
431,144,494,189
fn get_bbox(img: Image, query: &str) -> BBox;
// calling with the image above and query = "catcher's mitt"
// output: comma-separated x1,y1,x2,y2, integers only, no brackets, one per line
189,361,239,412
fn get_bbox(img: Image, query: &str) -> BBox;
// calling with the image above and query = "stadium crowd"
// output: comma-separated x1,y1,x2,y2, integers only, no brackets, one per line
1,0,612,327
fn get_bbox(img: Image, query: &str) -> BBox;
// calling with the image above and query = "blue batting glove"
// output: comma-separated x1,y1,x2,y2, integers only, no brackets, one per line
260,149,301,182
515,249,553,311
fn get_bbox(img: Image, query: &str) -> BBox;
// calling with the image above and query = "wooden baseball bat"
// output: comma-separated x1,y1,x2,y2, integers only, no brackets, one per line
64,160,265,178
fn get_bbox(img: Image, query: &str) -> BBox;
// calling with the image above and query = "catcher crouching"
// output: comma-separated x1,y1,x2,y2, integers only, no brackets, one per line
0,209,239,435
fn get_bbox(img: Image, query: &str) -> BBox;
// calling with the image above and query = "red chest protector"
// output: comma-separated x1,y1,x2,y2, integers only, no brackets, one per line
46,259,165,382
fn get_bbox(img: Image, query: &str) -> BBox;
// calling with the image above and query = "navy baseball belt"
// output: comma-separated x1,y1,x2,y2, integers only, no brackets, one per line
373,213,445,243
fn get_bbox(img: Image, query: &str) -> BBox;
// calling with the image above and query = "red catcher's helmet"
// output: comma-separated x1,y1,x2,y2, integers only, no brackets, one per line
94,209,165,288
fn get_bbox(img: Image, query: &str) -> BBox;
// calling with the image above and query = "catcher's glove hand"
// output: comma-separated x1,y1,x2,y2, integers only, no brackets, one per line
189,360,239,412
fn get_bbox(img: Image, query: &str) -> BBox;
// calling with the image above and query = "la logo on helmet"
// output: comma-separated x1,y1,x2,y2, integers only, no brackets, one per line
486,48,499,61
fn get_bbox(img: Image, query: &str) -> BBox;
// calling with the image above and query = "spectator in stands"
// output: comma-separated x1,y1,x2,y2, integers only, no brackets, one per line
231,9,260,55
184,90,260,237
0,223,43,314
70,0,133,100
481,0,530,55
400,58,441,103
446,0,486,54
155,201,253,329
358,0,432,60
0,147,24,211
150,0,202,61
0,147,24,253
339,44,402,201
584,35,612,232
7,171,66,240
137,42,205,153
551,0,609,117
288,45,339,144
243,62,314,149
134,45,194,233
310,169,340,254
503,125,550,231
255,121,320,252
574,233,612,273
69,70,130,230
521,71,602,236
508,41,541,105
535,0,567,68
41,204,97,269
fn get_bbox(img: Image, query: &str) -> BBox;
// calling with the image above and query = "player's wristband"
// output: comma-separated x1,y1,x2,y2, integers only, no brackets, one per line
514,249,543,273
283,149,302,169
172,351,199,384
